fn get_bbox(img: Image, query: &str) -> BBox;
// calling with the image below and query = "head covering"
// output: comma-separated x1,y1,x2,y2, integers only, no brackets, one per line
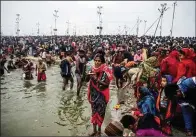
164,75,173,84
138,86,156,116
182,48,195,59
104,121,124,136
169,50,179,59
139,86,152,97
181,48,191,59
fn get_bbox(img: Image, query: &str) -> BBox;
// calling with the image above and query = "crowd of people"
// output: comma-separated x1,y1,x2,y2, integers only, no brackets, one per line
0,35,196,136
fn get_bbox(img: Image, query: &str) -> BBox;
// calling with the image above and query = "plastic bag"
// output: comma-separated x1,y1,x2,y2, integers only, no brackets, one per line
111,108,122,121
23,73,26,78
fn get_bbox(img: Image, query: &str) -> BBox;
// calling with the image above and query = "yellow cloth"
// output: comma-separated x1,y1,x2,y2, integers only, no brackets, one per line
142,48,148,61
125,61,135,68
66,56,73,63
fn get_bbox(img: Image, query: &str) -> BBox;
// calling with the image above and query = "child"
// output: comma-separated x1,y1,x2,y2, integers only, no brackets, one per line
120,114,166,136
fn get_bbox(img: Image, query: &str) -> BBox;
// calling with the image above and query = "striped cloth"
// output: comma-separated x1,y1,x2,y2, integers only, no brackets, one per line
104,121,124,136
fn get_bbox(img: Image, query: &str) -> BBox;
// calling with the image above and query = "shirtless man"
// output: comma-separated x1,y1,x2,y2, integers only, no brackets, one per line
35,59,47,82
45,51,52,67
75,49,87,96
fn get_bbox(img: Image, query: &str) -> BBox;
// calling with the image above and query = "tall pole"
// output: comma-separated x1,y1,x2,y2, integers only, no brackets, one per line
154,3,169,37
136,17,142,36
50,26,53,36
97,6,103,36
74,25,76,36
144,20,147,35
53,10,59,35
66,20,70,35
0,26,3,36
124,25,127,35
16,14,21,36
118,26,121,35
160,16,163,36
72,25,75,36
170,1,177,37
36,22,40,36
31,28,34,36
143,16,161,36
130,20,138,35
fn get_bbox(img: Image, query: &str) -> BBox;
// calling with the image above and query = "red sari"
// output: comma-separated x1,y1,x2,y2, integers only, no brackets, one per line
160,50,179,81
173,48,195,83
87,64,113,127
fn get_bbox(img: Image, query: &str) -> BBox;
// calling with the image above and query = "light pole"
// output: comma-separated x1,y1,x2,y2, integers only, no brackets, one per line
124,25,127,35
97,6,103,36
144,20,147,35
136,17,142,36
118,26,121,35
53,10,59,35
154,3,169,37
74,25,76,36
50,26,53,36
0,26,2,36
66,20,70,35
36,22,40,36
16,14,21,36
170,1,177,37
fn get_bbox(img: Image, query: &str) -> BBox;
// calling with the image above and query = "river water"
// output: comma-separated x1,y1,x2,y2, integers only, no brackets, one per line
1,64,125,136
1,63,184,136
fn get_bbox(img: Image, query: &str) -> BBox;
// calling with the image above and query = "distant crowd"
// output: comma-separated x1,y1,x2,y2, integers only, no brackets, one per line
0,35,196,136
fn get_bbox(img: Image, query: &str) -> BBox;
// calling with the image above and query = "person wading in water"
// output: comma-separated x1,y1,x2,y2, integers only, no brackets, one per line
60,54,73,90
45,51,52,67
75,49,87,96
22,59,34,80
35,58,47,82
0,55,9,76
7,55,16,71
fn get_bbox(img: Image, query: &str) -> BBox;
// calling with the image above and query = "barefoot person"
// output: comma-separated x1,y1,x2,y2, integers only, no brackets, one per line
75,49,87,96
35,58,47,82
7,55,16,70
60,54,74,90
45,51,52,67
0,55,9,76
23,59,34,80
87,53,113,136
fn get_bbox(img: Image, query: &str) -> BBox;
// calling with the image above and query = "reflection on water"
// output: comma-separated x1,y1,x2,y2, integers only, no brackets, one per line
0,64,113,136
36,82,47,92
0,64,186,136
23,80,34,89
58,92,90,136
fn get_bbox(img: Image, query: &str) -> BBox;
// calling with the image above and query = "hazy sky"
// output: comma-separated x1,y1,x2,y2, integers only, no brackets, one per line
1,1,195,37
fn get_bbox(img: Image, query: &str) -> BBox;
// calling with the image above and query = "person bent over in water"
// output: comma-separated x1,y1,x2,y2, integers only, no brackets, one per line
36,58,47,82
60,54,73,90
